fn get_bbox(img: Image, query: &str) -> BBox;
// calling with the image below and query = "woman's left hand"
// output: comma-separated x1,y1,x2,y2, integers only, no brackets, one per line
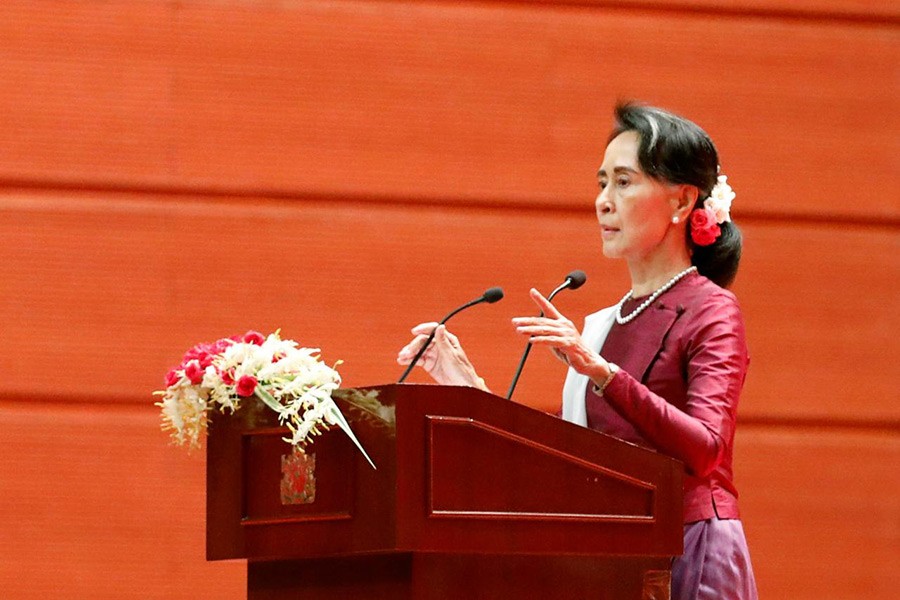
512,288,610,380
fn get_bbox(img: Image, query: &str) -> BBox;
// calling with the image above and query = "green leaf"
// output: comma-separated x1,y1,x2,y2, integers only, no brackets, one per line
255,387,375,470
327,400,376,470
254,386,283,415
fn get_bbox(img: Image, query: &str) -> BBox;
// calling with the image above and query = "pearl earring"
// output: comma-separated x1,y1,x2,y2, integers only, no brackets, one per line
672,216,680,224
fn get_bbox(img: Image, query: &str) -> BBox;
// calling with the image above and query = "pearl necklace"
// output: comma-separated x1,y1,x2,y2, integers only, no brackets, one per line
615,266,697,325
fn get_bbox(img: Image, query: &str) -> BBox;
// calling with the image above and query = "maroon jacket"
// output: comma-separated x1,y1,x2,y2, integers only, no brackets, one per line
586,272,748,523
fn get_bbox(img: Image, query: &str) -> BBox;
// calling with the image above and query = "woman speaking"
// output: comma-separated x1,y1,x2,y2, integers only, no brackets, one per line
398,103,758,600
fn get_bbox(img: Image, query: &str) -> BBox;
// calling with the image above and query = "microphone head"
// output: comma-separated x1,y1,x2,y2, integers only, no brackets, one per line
482,287,505,303
566,270,587,290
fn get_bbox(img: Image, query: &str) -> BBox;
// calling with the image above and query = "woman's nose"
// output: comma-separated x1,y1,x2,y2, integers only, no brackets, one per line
596,191,612,213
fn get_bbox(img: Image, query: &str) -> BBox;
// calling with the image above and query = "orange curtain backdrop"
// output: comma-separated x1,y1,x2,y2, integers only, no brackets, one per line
1,1,897,598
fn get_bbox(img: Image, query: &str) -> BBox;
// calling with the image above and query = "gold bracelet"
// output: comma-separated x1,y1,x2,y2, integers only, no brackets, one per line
591,363,619,396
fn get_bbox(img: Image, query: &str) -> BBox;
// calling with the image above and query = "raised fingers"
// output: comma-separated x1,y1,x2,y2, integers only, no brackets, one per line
398,323,439,363
398,323,461,366
411,322,440,336
512,320,563,338
440,326,463,349
528,288,564,318
397,332,432,364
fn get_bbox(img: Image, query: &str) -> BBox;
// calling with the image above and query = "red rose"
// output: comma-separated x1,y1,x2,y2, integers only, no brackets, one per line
212,338,233,356
183,343,215,369
220,369,235,385
164,368,181,388
243,330,266,345
235,375,258,397
184,360,205,385
689,209,721,247
197,352,214,369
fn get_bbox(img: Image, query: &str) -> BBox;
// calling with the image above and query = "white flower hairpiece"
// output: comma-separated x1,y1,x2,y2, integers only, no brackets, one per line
703,175,735,224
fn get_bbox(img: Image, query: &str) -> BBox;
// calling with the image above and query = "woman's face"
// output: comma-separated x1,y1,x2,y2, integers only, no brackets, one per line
595,131,681,262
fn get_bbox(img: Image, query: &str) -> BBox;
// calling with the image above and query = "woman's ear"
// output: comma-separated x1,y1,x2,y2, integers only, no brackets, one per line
670,185,698,221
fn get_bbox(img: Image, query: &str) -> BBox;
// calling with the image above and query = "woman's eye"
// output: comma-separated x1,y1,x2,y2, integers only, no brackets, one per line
617,177,630,187
598,180,608,190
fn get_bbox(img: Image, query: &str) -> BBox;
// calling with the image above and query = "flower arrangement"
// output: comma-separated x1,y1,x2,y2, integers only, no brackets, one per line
154,330,374,468
690,175,735,246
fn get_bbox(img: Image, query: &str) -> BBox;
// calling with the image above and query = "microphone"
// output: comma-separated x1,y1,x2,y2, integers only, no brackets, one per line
506,270,587,400
397,287,504,383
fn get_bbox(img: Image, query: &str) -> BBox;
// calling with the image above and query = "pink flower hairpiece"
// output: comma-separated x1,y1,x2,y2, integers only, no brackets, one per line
690,175,735,246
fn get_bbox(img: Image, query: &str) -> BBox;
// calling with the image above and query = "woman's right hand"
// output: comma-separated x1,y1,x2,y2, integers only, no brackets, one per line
396,322,488,391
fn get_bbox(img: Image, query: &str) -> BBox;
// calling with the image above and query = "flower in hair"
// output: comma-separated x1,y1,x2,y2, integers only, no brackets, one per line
704,175,734,223
689,174,735,246
689,208,720,246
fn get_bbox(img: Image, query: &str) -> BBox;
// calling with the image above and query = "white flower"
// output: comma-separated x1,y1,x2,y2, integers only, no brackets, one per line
156,331,371,466
285,419,316,446
156,384,210,449
704,175,735,224
201,365,220,389
258,346,321,381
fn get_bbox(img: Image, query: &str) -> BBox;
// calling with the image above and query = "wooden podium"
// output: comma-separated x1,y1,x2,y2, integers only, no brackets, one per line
207,384,683,599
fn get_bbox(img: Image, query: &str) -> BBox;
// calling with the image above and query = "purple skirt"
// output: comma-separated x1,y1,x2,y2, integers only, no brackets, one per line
671,519,758,600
